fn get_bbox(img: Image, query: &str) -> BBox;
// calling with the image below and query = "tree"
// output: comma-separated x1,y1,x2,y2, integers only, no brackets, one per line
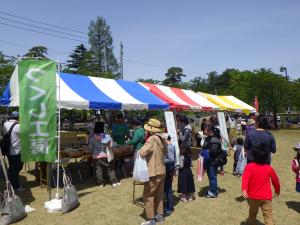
137,78,160,84
0,52,15,93
24,46,48,59
88,17,119,78
163,67,186,87
66,44,88,73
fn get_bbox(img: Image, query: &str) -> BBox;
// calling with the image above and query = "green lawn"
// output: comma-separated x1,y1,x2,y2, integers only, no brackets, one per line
3,130,300,225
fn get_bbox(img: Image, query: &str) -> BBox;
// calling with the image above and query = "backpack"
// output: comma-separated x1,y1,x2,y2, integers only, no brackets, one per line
0,122,18,156
207,136,227,166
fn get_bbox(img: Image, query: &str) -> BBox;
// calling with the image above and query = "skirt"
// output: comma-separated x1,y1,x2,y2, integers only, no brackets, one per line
177,167,195,194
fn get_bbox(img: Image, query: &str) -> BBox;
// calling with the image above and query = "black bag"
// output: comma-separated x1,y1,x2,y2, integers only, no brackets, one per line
216,150,227,166
0,122,18,156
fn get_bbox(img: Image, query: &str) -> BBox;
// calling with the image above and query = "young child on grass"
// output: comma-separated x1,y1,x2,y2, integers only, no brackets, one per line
164,136,176,216
233,137,244,175
242,145,280,225
291,142,300,193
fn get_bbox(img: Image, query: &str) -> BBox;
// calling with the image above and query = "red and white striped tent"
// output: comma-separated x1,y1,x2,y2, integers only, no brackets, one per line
140,82,219,111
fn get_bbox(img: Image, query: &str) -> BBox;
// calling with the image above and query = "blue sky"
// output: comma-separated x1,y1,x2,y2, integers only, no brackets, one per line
1,0,299,81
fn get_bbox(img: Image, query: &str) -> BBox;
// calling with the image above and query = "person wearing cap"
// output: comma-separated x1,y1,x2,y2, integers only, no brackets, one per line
139,118,167,225
127,119,145,151
2,111,23,191
291,143,300,193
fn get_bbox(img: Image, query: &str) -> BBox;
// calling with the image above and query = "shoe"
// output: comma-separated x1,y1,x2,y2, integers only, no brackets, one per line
112,183,117,188
116,182,121,186
205,194,216,198
141,219,156,225
180,197,188,202
188,196,195,201
99,184,104,188
163,209,174,217
15,187,26,192
155,214,164,223
220,171,225,176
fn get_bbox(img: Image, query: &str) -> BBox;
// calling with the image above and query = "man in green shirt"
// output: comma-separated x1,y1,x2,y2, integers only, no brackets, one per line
127,119,145,150
112,114,129,145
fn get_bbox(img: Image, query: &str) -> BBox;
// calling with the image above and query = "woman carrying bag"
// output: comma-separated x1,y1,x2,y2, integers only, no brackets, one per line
89,122,120,188
139,119,167,225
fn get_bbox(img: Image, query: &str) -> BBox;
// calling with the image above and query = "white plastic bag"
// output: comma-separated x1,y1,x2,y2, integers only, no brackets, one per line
133,151,149,183
197,156,205,182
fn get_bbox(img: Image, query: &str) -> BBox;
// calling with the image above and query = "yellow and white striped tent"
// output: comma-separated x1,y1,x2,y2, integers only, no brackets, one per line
198,92,256,114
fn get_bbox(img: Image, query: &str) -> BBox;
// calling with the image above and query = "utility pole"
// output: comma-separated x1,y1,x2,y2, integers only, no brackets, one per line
120,42,123,80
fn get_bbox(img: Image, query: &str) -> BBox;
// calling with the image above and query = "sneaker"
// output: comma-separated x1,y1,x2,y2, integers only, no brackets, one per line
141,219,156,225
112,183,117,188
99,184,104,188
116,182,121,186
155,214,164,223
188,195,195,201
180,197,188,203
205,194,216,198
163,209,174,217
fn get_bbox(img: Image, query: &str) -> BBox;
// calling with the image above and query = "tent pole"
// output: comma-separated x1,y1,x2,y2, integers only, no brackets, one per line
55,58,61,199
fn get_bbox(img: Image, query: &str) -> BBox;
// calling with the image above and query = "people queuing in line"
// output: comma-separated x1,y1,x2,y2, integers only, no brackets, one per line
177,115,195,202
2,111,24,191
242,144,280,225
202,123,223,198
139,119,167,225
233,137,244,176
127,119,145,151
88,121,120,188
244,115,276,164
112,114,130,146
163,136,176,216
291,142,300,193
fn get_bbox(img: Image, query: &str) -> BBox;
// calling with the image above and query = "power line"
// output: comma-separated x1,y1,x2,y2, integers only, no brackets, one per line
0,10,86,35
0,16,88,40
0,21,89,44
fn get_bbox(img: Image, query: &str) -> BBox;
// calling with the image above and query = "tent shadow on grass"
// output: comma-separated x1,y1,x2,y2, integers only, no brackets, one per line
286,201,300,213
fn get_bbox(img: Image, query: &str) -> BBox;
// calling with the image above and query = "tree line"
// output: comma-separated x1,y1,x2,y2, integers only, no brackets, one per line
0,16,299,122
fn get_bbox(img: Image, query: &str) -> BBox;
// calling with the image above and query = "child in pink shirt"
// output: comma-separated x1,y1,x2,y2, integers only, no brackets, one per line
291,143,300,193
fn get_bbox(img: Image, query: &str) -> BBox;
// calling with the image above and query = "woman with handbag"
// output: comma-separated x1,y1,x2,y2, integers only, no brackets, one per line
89,122,120,188
139,119,167,225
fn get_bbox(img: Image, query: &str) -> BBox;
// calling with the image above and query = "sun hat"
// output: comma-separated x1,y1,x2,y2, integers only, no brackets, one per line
293,142,300,150
144,118,162,133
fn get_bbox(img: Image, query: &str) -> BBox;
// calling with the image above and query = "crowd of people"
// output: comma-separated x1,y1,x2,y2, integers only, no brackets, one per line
1,111,300,225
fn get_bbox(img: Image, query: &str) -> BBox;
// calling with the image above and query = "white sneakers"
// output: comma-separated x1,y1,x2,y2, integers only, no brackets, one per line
112,182,121,188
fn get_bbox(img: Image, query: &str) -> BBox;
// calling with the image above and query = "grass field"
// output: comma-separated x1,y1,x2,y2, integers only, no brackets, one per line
2,130,300,225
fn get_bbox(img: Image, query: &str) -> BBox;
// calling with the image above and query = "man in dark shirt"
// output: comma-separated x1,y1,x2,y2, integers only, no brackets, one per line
244,115,276,164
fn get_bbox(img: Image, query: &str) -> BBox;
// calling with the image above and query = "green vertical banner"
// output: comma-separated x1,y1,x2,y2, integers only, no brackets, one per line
18,60,57,162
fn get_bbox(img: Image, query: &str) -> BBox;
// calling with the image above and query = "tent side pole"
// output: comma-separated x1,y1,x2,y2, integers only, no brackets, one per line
55,58,61,199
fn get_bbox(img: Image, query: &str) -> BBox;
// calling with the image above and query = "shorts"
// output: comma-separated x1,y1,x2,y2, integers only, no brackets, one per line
296,182,300,193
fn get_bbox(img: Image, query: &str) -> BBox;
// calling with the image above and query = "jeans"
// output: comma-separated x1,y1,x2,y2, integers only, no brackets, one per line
207,165,218,197
164,171,174,212
296,182,300,193
7,154,23,189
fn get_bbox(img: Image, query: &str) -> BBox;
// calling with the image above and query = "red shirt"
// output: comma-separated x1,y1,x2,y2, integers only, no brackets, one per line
242,163,280,200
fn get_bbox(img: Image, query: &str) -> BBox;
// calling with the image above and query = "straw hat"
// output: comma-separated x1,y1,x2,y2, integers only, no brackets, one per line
144,118,162,133
293,142,300,151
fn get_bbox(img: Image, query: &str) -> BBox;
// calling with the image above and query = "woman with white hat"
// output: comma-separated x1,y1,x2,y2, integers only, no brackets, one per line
139,118,167,225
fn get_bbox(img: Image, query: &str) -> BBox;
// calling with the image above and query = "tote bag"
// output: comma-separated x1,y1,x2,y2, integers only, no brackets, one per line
133,151,149,183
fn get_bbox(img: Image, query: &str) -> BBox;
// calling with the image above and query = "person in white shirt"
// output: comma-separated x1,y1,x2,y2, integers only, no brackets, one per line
2,111,23,191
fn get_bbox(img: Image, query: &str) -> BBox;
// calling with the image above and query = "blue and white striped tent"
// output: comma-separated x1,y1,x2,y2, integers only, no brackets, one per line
0,67,169,110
